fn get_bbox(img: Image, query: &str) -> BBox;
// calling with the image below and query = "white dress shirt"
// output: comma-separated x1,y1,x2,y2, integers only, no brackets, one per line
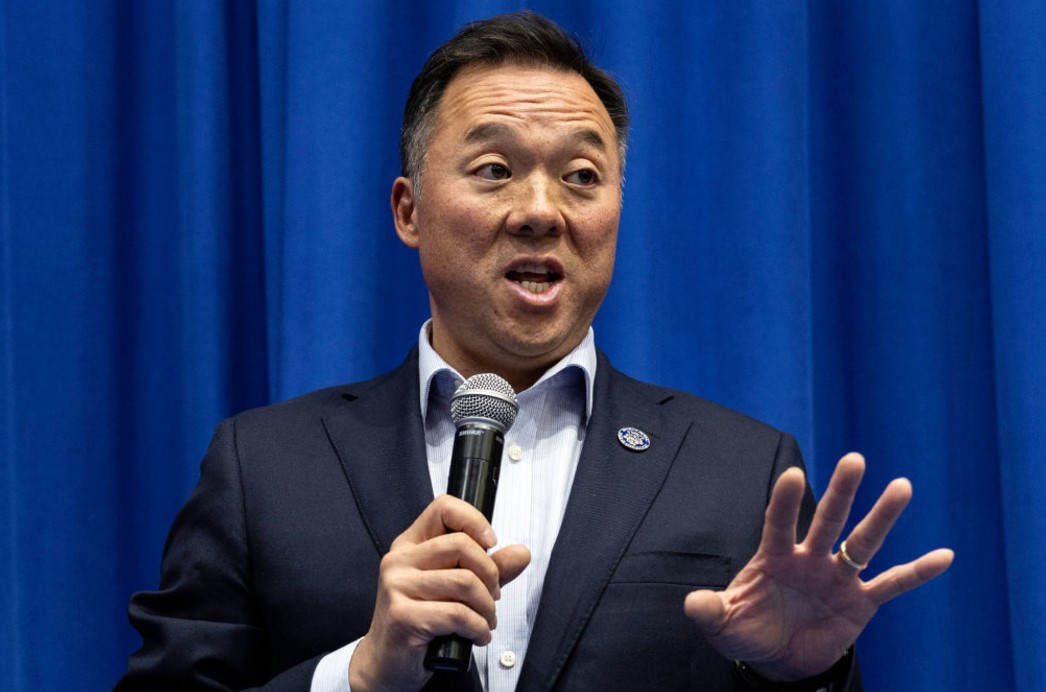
312,322,595,692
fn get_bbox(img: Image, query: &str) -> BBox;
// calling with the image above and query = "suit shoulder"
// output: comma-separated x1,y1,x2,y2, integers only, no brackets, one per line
228,363,407,432
603,360,786,441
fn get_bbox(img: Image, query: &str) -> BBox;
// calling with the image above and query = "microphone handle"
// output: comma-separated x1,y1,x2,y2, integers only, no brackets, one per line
424,424,504,674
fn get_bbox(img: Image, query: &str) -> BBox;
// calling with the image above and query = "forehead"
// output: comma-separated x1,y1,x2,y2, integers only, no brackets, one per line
432,63,617,151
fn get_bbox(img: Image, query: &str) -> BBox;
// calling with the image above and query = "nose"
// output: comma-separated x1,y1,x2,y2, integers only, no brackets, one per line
507,175,563,237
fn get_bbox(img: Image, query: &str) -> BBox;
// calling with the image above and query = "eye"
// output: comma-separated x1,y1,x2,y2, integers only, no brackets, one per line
475,162,511,181
565,168,598,186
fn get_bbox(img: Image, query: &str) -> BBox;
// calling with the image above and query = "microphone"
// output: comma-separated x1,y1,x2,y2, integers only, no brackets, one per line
424,373,519,674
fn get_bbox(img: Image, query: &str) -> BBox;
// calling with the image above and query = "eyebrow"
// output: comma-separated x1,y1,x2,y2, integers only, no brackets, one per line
463,122,610,152
463,122,513,144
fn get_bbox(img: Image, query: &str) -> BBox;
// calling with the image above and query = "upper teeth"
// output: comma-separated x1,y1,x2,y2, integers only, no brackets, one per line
517,263,550,275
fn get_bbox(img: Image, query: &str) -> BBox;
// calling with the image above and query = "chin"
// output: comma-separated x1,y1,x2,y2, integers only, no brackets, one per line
502,332,577,362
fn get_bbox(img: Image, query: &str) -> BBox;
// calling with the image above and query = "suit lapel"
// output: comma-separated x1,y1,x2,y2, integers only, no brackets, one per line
321,349,686,692
322,348,434,554
518,355,692,690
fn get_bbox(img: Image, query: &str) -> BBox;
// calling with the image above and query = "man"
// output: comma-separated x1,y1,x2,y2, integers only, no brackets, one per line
119,12,952,691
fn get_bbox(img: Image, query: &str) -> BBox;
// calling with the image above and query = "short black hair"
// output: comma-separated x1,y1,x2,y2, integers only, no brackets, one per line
399,11,629,187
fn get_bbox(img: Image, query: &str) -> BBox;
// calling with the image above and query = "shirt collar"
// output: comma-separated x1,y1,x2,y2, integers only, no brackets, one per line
417,319,597,425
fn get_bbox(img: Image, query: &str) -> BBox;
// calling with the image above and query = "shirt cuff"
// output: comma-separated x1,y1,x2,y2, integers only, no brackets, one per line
310,638,363,692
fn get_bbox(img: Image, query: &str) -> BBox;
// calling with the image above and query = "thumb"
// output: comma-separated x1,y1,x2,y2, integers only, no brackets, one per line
492,544,531,587
684,589,727,636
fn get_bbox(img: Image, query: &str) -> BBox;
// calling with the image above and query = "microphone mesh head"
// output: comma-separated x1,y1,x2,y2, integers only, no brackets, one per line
451,373,519,431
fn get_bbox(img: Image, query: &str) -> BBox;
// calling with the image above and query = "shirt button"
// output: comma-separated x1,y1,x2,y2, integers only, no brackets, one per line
508,444,523,462
499,650,517,668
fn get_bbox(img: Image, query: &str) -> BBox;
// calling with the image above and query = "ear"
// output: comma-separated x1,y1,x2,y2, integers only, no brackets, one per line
391,176,420,249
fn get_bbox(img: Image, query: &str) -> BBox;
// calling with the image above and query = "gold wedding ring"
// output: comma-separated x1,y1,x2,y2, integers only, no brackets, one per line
838,539,868,571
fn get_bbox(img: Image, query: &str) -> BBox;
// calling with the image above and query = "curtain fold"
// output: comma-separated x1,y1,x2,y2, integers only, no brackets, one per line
978,3,1046,689
1,1,1042,689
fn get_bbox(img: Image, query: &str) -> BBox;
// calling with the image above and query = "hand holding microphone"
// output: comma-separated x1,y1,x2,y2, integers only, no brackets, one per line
350,374,529,690
424,373,520,673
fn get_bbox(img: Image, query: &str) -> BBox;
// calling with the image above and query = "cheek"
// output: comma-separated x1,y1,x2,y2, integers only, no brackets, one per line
425,197,499,249
575,218,618,294
575,211,619,263
417,215,469,261
416,209,501,285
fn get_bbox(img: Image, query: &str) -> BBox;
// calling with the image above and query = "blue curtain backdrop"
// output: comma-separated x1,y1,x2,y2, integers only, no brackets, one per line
1,1,1043,690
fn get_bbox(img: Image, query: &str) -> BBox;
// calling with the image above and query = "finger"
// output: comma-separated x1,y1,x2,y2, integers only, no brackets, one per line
864,548,954,605
399,567,499,628
394,531,502,598
491,544,531,587
803,453,866,554
403,598,497,645
683,589,727,637
838,477,912,567
757,467,806,556
394,495,497,550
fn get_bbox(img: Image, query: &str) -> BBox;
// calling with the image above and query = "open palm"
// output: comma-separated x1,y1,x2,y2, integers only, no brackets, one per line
685,453,954,682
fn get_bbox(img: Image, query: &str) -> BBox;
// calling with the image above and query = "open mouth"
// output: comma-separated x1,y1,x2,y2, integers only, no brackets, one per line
506,262,562,294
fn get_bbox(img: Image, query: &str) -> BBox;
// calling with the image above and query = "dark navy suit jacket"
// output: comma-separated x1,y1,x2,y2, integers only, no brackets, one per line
119,349,860,691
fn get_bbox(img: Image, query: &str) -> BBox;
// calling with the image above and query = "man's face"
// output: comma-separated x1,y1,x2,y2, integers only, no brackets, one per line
392,63,622,390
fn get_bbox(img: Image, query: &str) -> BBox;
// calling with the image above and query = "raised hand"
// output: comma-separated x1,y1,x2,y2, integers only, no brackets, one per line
350,495,531,691
684,453,953,682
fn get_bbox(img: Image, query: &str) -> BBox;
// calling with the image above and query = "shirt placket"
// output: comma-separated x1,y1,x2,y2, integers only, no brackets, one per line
480,386,543,692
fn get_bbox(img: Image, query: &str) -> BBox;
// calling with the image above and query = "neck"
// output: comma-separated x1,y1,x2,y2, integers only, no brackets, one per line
426,332,562,395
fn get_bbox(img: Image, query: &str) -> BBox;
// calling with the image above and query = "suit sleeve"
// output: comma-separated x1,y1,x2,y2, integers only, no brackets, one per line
116,419,323,691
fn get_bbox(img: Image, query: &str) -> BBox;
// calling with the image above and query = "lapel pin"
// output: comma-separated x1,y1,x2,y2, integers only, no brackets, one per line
617,427,651,452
